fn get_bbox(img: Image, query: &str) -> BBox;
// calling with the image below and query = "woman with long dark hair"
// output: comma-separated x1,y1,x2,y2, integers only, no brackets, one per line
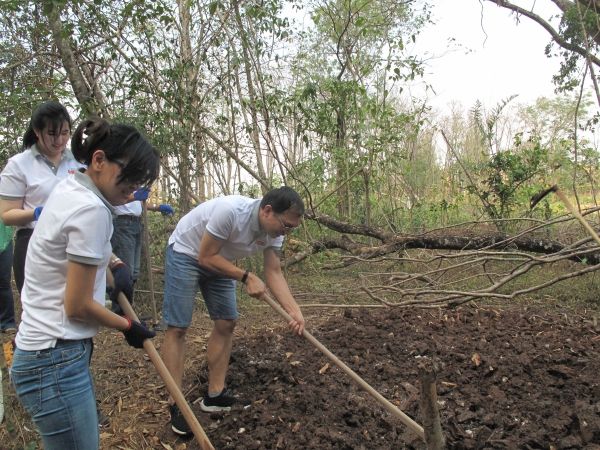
0,101,84,293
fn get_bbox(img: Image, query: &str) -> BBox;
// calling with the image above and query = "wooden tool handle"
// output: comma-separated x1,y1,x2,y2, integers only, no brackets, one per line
555,188,600,247
117,293,214,450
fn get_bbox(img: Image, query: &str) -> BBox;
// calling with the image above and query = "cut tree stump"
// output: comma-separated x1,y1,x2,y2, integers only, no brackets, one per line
419,357,446,450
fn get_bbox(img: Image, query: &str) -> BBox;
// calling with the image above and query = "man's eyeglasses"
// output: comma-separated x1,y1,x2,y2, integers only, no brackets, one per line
276,214,297,232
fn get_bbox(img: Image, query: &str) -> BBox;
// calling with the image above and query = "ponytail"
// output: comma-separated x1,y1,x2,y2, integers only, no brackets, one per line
71,117,111,163
73,116,160,188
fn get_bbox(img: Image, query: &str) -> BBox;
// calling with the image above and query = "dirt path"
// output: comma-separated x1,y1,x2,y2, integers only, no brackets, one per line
2,302,600,449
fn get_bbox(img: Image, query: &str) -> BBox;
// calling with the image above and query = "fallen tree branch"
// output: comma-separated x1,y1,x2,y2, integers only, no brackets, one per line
283,233,600,269
280,212,600,309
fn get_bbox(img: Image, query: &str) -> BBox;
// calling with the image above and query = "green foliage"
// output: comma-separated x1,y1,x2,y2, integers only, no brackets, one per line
0,2,76,161
289,69,426,224
468,134,548,225
546,2,600,92
393,200,462,231
3,0,598,251
243,0,288,38
237,182,262,198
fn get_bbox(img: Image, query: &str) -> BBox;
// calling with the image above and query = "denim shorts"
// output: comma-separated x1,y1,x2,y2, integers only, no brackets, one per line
10,339,98,450
162,244,238,327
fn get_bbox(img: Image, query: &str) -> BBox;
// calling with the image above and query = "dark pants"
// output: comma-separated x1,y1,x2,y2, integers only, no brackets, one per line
111,215,142,281
0,240,15,330
13,228,33,295
110,215,142,314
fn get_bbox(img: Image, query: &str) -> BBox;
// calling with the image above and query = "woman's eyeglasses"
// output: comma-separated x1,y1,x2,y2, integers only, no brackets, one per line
110,159,127,170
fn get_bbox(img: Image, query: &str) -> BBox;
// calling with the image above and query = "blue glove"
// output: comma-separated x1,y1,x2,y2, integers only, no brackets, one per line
33,206,43,221
110,262,134,315
157,204,174,216
133,187,150,201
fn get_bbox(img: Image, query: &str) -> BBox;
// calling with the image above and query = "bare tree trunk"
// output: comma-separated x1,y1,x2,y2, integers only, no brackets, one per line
363,168,371,227
177,0,203,208
336,107,350,218
44,1,106,116
196,136,207,201
232,1,267,191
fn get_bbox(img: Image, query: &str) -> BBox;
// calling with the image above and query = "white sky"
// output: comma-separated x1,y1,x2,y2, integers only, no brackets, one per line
410,0,564,113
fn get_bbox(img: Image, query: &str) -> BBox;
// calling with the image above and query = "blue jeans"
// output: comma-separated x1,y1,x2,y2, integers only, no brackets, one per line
0,240,15,330
10,339,98,450
162,244,237,328
111,215,142,281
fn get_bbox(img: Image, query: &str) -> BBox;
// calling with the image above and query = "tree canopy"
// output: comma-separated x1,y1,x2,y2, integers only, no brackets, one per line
2,0,600,304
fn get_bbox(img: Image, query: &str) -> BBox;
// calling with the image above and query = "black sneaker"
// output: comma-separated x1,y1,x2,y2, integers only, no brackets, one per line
97,407,110,429
199,388,250,412
169,404,192,437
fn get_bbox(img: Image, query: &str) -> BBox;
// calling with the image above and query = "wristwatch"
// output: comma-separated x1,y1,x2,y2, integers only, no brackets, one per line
241,269,250,284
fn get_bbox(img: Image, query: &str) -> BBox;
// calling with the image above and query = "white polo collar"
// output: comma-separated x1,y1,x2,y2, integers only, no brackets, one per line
249,200,265,239
30,143,75,161
73,171,115,214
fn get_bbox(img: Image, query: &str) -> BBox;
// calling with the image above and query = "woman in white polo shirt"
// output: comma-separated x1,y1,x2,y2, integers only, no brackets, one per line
9,116,159,450
0,101,85,293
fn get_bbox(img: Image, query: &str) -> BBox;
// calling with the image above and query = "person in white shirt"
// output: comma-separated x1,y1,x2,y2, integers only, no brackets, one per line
0,102,134,428
0,101,85,293
160,187,305,437
9,116,159,450
109,189,173,315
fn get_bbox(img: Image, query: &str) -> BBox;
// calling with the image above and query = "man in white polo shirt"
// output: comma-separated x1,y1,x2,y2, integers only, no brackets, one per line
160,186,305,437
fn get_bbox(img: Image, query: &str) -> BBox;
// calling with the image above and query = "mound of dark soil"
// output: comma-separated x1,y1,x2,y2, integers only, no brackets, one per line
154,305,600,449
5,303,599,449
